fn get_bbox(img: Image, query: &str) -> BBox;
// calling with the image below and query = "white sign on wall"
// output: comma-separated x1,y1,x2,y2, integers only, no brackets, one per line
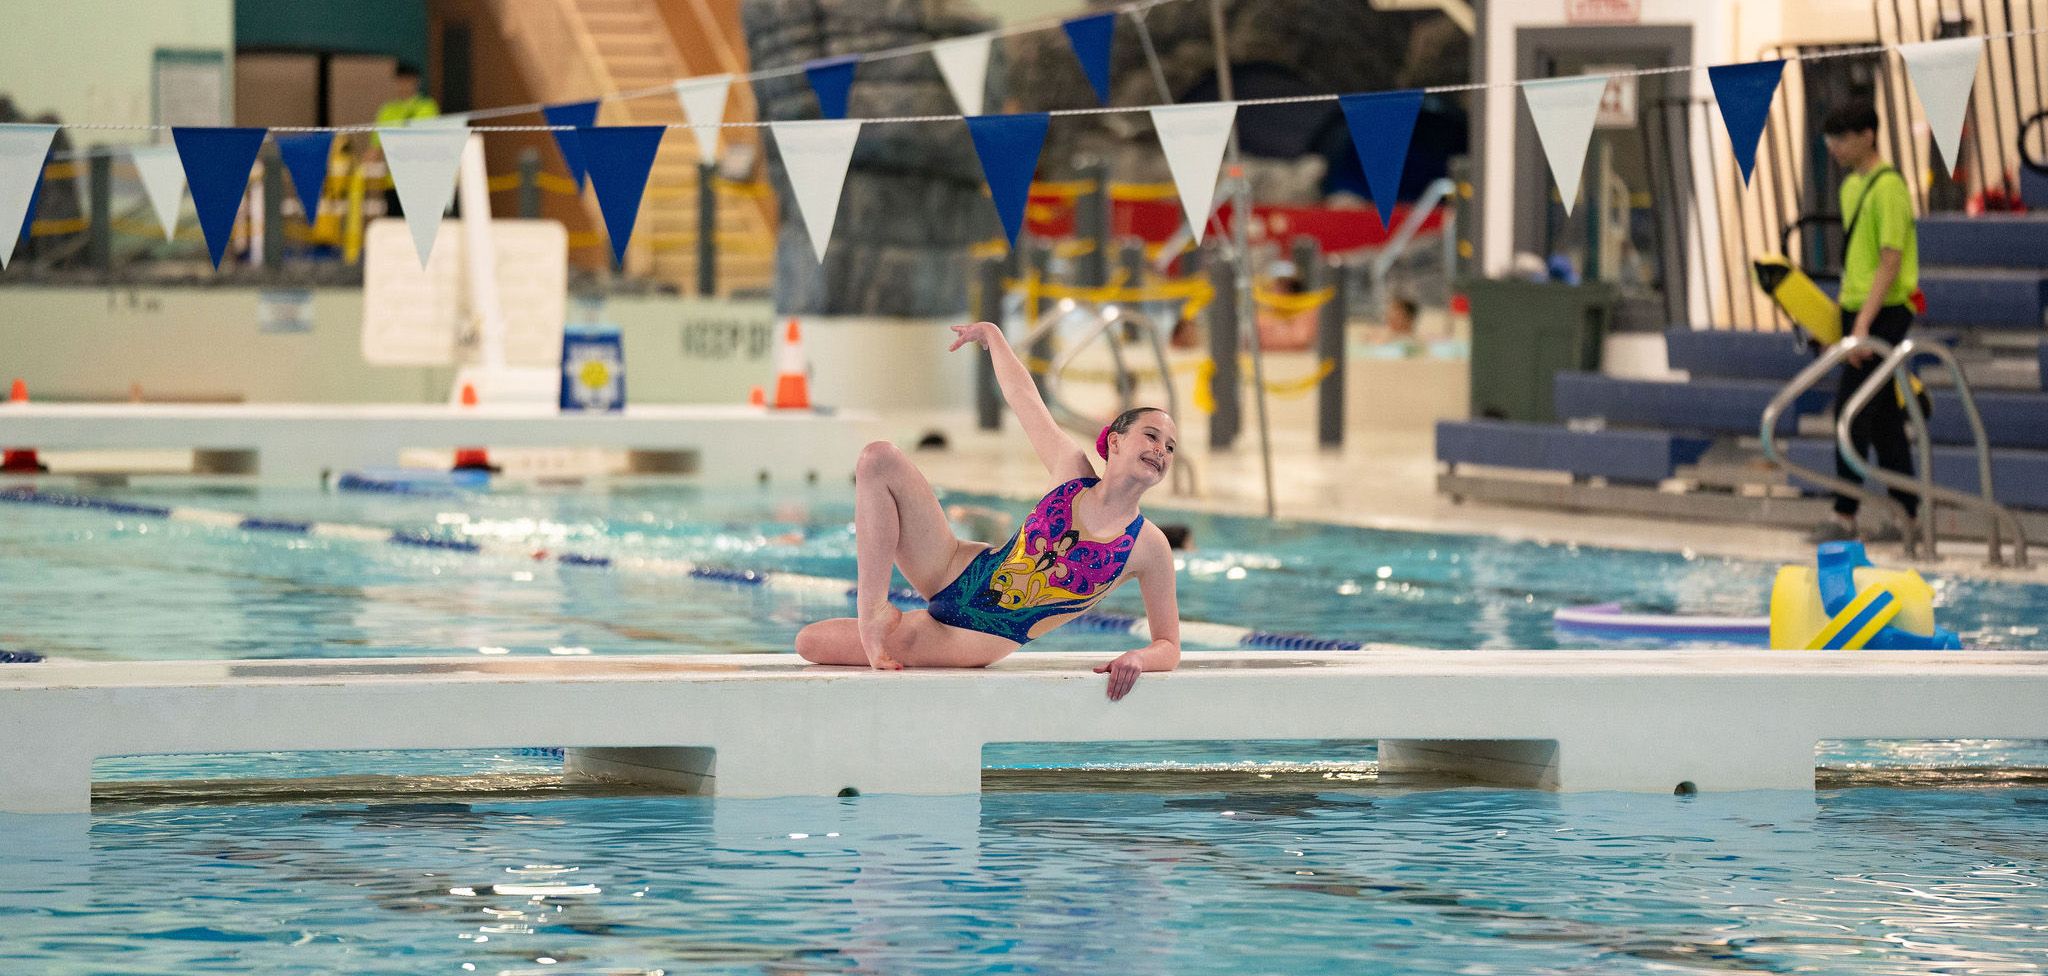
1586,65,1638,129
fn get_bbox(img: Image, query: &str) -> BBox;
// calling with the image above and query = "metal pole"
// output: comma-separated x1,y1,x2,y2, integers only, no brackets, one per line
1028,241,1055,399
1076,158,1110,289
517,148,541,219
697,161,717,297
975,254,1004,430
1210,0,1276,518
87,149,112,273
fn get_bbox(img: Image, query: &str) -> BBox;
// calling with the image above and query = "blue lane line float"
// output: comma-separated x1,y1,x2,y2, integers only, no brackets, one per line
0,649,45,664
334,468,493,496
0,487,1366,653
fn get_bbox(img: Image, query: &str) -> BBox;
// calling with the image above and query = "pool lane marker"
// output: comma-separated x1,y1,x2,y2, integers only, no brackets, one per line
0,487,1364,652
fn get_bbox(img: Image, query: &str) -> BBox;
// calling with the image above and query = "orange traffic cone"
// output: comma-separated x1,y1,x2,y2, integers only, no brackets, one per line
748,385,765,407
451,382,498,473
772,318,811,410
3,379,47,474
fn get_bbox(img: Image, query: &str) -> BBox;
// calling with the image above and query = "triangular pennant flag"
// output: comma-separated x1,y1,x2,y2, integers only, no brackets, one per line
18,148,50,246
805,55,859,120
674,74,732,162
1898,37,1982,176
1707,60,1783,185
1521,75,1608,215
377,126,470,266
274,133,334,223
1150,102,1236,244
542,100,601,189
128,145,187,241
171,126,268,268
1338,89,1425,230
966,113,1050,250
0,124,57,267
1062,12,1116,105
770,119,863,262
932,34,994,115
580,126,667,267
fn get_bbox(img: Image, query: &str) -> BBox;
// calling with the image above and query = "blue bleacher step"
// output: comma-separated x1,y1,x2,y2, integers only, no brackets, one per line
1924,388,2048,450
1783,439,2048,510
1553,372,1831,435
1665,328,1821,382
1918,267,2048,331
1437,420,1711,484
1918,213,2048,269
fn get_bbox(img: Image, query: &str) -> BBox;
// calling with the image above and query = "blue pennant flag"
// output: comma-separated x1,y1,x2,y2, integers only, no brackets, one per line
171,126,268,268
966,113,1050,250
1708,60,1784,185
579,126,667,267
543,101,601,189
805,55,859,120
1338,89,1426,230
275,133,334,225
1062,12,1116,105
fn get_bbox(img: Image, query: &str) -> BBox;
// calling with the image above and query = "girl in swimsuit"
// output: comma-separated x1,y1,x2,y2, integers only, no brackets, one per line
795,320,1182,701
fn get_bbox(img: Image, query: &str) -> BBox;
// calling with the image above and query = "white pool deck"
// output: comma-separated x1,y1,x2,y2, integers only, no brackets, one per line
0,403,873,485
4,649,2046,814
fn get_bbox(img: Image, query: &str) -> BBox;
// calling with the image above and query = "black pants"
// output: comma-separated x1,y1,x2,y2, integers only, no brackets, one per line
1833,304,1918,518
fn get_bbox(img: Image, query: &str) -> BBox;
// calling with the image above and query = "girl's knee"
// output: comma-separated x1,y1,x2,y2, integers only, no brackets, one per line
856,440,902,477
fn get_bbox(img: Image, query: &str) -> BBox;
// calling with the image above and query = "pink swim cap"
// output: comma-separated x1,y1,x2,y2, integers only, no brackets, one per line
1095,425,1112,459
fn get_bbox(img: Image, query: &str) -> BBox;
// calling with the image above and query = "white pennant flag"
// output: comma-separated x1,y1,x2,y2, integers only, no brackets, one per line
377,126,470,266
931,34,993,115
674,74,733,163
771,119,863,262
1150,102,1237,244
1898,37,1982,176
0,123,57,269
1521,75,1610,215
128,145,187,241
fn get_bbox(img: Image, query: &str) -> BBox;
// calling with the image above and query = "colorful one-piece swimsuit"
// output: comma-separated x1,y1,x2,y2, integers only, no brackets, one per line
925,477,1145,645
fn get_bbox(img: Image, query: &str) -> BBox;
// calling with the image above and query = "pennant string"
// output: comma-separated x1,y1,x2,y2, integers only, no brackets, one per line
34,28,2046,150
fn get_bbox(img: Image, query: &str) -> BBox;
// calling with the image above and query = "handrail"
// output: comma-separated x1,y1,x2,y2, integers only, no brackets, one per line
1020,301,1196,495
1759,335,1920,558
1839,338,2029,568
1368,177,1456,315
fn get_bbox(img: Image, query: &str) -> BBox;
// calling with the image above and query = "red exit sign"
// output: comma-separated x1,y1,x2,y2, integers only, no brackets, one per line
1568,0,1642,24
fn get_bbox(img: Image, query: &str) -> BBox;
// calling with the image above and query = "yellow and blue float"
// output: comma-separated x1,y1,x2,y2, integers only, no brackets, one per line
1770,541,1960,650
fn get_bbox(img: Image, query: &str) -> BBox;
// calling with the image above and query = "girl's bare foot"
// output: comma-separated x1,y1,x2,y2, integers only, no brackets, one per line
857,604,905,670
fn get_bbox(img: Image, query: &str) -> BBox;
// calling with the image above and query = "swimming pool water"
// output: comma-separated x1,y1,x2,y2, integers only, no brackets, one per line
4,483,2045,660
6,787,2045,975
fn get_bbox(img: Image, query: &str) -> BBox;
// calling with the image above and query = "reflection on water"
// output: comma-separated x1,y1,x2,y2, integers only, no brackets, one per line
4,787,2046,975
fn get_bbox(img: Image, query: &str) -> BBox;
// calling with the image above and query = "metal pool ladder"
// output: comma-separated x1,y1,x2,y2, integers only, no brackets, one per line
1759,335,2029,567
1838,337,2028,568
1020,299,1198,496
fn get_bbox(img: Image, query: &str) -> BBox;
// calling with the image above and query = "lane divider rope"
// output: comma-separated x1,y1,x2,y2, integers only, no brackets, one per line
0,486,1364,652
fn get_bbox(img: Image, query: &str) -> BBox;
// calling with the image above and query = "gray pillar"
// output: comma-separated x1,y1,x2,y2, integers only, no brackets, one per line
1075,158,1110,289
261,144,285,268
697,161,717,297
1206,243,1240,450
517,148,542,220
974,254,1005,430
1299,238,1347,449
87,150,112,272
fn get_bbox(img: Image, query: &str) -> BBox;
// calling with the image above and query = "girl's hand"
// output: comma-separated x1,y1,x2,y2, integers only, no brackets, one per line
948,321,1004,353
1094,651,1145,702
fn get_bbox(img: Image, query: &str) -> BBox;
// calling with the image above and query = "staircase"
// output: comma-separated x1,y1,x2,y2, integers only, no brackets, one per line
485,0,775,295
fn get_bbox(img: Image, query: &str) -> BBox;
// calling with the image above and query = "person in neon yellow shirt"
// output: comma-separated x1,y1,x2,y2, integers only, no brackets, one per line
1813,98,1919,544
369,66,439,216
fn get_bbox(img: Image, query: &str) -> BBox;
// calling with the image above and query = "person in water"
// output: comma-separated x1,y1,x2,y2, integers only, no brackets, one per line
796,320,1182,701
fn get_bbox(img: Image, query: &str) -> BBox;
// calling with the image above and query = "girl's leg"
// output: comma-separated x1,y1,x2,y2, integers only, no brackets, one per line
850,441,975,667
797,611,1015,669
